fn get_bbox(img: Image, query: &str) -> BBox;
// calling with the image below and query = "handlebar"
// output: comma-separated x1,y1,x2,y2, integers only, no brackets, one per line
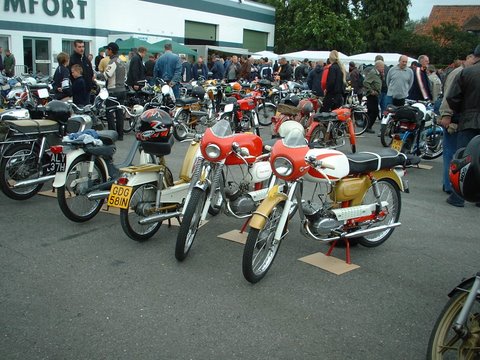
306,155,335,170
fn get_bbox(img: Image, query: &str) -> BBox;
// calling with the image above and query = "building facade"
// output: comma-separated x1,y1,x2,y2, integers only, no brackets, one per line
1,0,275,75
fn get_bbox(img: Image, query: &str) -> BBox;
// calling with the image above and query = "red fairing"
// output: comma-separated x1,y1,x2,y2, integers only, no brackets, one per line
225,133,263,165
270,140,309,181
200,127,234,162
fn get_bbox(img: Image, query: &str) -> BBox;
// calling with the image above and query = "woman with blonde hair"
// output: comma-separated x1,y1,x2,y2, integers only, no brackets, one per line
321,50,346,112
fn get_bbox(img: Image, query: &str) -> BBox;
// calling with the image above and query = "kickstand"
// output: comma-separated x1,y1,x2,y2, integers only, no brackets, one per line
326,238,351,264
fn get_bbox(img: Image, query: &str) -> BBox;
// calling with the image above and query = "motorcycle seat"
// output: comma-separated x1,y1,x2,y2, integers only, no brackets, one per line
176,97,199,106
312,112,338,122
85,144,116,158
346,149,408,174
4,119,59,134
96,130,118,145
29,84,50,90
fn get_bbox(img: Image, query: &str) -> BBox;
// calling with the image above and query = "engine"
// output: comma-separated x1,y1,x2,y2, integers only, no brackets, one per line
302,201,343,236
225,181,256,217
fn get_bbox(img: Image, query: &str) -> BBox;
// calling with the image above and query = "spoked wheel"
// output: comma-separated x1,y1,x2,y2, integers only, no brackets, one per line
242,201,285,283
309,124,328,148
0,143,44,200
423,124,444,160
120,183,162,241
353,110,369,136
427,281,480,359
175,188,206,261
257,103,276,126
380,119,396,147
57,156,106,222
173,110,191,141
356,179,401,247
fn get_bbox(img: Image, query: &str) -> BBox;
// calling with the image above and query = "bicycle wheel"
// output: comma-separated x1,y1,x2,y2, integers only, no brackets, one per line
427,280,480,359
175,188,206,261
353,110,369,136
257,103,276,126
380,119,396,147
357,179,401,247
0,143,44,200
423,125,444,160
242,201,285,283
120,182,162,241
57,156,106,222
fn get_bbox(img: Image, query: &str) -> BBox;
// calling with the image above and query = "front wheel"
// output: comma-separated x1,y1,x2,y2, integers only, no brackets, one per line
242,201,285,283
57,156,106,222
0,143,44,200
427,281,480,359
357,179,401,247
173,110,191,141
175,188,207,261
257,103,276,126
120,182,162,241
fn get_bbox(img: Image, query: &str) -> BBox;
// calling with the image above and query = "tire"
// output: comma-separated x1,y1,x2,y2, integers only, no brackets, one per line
257,103,276,126
173,110,191,141
380,119,396,147
353,111,369,136
242,201,285,283
175,188,206,261
309,124,328,147
57,156,106,222
427,280,480,359
120,183,162,241
357,179,401,247
0,143,44,200
423,125,444,160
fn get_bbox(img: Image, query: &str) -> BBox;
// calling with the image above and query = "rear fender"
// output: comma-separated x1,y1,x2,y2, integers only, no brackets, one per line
348,170,403,206
52,148,86,188
249,185,288,229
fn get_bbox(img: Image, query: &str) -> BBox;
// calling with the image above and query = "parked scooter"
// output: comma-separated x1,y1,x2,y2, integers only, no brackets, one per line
242,126,418,283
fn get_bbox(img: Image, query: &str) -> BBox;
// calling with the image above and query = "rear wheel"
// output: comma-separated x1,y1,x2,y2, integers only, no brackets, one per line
242,201,285,283
175,188,206,261
380,119,396,147
120,183,162,241
257,103,276,126
353,110,369,136
309,124,328,148
0,143,44,200
357,179,401,247
57,156,106,222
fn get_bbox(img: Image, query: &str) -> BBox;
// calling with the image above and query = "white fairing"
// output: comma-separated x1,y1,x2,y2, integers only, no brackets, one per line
303,148,350,182
250,161,272,183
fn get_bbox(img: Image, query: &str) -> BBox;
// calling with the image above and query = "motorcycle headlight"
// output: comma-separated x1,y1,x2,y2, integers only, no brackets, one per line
274,157,293,176
205,144,221,159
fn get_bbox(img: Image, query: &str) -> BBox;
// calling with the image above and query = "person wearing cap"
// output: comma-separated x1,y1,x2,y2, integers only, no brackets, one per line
126,46,147,90
69,40,94,102
180,54,192,82
104,42,127,140
446,45,480,207
154,43,182,98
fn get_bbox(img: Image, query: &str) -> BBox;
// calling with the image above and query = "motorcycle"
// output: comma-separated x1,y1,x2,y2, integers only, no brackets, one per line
305,105,358,153
242,127,418,283
175,119,275,261
380,101,443,159
0,98,98,200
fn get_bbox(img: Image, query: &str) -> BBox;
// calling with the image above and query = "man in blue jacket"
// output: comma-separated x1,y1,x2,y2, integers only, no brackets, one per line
210,55,224,80
154,43,182,99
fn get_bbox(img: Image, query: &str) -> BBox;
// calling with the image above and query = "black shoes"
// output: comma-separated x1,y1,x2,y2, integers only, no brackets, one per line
446,194,464,207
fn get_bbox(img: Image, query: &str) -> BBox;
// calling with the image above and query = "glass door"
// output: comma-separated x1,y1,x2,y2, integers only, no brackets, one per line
23,38,51,75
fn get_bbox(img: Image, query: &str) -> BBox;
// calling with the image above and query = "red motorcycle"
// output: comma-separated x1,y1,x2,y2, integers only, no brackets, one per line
271,96,320,137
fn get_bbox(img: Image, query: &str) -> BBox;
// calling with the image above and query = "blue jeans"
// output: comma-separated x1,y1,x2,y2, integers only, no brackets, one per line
442,128,457,192
379,92,388,113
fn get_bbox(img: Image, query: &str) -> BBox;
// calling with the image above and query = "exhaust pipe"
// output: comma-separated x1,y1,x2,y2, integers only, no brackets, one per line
138,211,182,225
86,190,111,201
13,174,55,188
304,222,401,242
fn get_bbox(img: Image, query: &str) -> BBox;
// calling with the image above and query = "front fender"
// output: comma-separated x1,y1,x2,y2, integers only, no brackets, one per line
448,276,476,298
249,185,288,230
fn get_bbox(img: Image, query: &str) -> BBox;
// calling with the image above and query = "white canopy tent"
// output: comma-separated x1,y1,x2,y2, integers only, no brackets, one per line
279,50,348,62
347,52,417,66
251,50,279,61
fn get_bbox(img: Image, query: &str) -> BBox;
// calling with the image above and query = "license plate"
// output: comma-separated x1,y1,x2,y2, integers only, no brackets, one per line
107,184,133,209
49,153,66,173
391,138,403,152
224,103,234,112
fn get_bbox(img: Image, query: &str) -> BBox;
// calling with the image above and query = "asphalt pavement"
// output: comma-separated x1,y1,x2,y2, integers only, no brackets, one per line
0,125,478,359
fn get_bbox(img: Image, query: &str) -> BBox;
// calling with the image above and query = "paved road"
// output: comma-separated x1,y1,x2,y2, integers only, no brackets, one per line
0,127,478,359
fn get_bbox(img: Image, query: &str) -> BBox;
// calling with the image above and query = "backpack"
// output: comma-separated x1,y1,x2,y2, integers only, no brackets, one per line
321,64,331,91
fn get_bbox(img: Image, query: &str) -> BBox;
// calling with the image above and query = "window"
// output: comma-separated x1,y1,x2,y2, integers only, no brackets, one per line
62,39,91,57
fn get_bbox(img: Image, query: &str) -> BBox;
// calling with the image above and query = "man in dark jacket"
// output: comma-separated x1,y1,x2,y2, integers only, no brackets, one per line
408,54,432,101
445,44,480,207
348,61,363,95
180,54,192,82
294,58,310,82
144,54,156,85
69,40,94,100
126,46,147,90
306,61,324,97
192,56,209,80
276,57,293,81
210,55,224,80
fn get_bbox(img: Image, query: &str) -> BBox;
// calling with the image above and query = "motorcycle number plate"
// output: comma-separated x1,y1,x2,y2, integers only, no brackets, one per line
224,103,234,112
37,88,49,99
107,184,133,209
49,153,66,173
391,139,403,152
